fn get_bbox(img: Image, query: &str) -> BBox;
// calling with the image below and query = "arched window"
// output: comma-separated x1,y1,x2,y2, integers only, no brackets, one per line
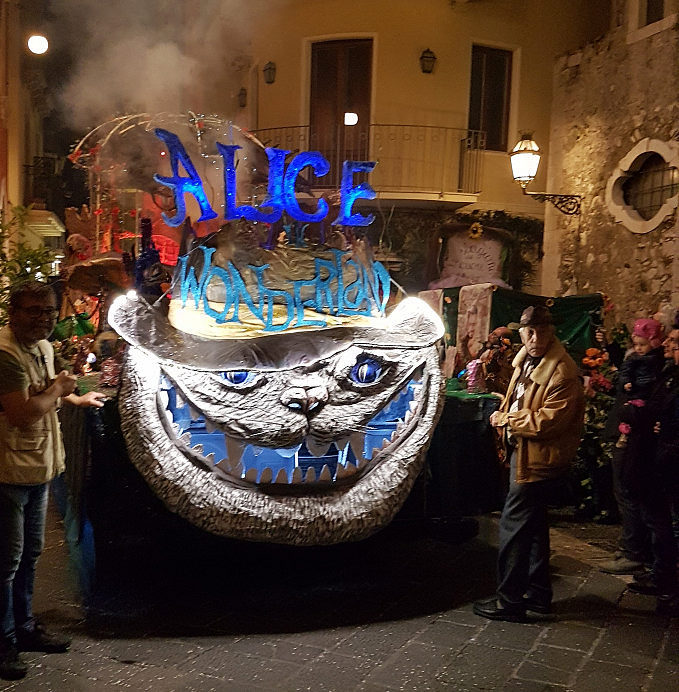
605,138,679,234
622,153,679,221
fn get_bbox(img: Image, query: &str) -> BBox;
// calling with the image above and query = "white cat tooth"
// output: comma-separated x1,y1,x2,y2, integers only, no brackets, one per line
232,461,244,478
189,405,202,421
179,432,192,445
191,443,204,455
205,419,218,433
334,436,350,451
349,433,367,462
335,462,358,480
205,452,215,465
175,392,187,409
304,467,316,483
390,429,398,442
171,422,181,436
306,437,331,457
404,409,415,425
292,467,304,483
318,464,332,482
225,435,245,464
274,468,289,484
244,467,258,482
259,467,274,483
408,399,418,413
158,390,170,409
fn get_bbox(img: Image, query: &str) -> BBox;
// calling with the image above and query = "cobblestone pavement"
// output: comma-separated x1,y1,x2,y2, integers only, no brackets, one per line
1,502,677,691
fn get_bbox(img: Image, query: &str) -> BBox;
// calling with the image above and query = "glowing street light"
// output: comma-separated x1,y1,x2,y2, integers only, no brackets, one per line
27,33,49,55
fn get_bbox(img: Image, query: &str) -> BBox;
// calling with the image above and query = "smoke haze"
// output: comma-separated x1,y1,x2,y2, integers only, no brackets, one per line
49,0,262,130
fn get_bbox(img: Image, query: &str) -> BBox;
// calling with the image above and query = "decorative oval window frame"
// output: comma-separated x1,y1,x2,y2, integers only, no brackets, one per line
605,137,679,234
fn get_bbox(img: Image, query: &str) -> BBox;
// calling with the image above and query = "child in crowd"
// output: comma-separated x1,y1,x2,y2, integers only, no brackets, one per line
618,318,666,400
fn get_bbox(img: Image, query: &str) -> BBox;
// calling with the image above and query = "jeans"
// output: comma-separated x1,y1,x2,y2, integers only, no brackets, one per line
0,483,49,644
497,452,564,609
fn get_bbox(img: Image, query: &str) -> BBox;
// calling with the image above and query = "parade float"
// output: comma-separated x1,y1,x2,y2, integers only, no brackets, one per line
62,113,446,553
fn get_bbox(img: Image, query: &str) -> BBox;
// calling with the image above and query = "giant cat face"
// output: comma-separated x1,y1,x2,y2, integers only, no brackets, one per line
114,296,444,545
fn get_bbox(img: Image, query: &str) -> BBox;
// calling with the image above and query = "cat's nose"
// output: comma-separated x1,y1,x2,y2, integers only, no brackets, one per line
281,385,328,413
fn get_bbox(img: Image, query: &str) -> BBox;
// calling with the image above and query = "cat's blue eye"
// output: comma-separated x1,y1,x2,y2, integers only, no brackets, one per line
350,358,383,384
220,371,255,385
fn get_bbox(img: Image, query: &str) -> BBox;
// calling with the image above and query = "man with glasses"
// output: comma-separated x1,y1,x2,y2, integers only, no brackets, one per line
0,281,106,680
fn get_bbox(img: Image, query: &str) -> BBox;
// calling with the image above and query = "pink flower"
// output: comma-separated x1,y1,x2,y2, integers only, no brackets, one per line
618,423,631,435
628,399,646,408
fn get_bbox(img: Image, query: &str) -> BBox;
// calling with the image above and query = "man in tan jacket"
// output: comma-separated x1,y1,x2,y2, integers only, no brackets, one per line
474,305,584,622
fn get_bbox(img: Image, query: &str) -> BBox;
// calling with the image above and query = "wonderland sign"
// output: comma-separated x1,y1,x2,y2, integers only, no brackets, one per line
154,128,377,229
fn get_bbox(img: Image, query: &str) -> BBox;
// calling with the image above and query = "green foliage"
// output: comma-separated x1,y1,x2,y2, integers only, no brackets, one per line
0,206,56,326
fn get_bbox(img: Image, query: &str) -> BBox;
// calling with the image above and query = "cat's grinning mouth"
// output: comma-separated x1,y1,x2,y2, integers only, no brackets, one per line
156,377,425,488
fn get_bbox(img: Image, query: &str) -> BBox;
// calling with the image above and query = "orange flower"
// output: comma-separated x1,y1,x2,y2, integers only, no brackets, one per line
585,348,600,357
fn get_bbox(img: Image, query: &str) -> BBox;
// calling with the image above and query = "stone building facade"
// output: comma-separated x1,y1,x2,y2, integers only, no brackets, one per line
544,0,679,327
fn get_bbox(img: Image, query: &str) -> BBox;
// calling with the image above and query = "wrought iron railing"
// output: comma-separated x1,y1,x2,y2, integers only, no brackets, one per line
253,124,485,196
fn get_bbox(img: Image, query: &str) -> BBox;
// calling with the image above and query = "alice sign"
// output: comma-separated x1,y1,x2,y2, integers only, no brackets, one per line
154,128,378,229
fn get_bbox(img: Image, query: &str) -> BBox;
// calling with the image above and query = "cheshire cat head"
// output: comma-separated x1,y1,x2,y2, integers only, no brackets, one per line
108,226,444,545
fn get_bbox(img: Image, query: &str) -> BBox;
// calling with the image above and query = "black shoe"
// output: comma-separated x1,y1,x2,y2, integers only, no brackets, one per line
16,622,70,654
523,598,552,614
0,643,28,680
473,598,527,623
628,578,658,596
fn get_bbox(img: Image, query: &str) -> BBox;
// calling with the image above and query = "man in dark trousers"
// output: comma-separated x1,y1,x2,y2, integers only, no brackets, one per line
474,305,584,622
0,282,106,680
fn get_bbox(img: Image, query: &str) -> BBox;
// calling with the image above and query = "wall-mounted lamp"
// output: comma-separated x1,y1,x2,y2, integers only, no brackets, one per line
509,133,581,215
27,33,49,55
419,48,437,74
263,61,276,84
238,87,247,108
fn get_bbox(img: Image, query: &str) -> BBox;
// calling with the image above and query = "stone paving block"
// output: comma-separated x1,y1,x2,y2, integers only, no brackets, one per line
434,643,521,689
571,659,649,691
539,623,602,651
590,621,665,668
175,647,302,688
516,643,588,686
224,636,325,665
413,618,479,649
645,660,679,692
327,621,418,669
469,621,547,651
284,650,375,691
362,640,453,689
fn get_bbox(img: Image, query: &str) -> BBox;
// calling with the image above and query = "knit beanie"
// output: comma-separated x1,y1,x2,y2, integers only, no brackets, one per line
632,318,664,349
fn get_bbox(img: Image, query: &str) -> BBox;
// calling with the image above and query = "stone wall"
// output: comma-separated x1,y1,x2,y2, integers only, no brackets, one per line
547,16,679,327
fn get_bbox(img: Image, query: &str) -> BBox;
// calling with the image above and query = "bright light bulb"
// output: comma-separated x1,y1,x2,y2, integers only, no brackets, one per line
27,34,49,55
344,112,358,126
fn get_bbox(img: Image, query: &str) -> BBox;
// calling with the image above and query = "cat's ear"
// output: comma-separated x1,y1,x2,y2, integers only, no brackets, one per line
384,297,445,347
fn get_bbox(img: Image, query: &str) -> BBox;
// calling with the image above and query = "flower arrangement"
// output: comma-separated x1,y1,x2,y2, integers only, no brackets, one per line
573,346,619,521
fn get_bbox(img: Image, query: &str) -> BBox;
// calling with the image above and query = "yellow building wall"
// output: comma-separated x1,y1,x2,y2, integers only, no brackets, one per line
233,0,609,233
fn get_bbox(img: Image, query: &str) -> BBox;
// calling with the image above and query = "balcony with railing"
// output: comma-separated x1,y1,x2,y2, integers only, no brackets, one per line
252,124,485,207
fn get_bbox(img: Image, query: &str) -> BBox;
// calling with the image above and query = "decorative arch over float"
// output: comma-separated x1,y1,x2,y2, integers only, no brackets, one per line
605,137,679,235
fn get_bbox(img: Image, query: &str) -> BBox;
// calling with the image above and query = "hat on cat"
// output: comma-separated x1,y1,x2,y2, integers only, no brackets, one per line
108,225,445,370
